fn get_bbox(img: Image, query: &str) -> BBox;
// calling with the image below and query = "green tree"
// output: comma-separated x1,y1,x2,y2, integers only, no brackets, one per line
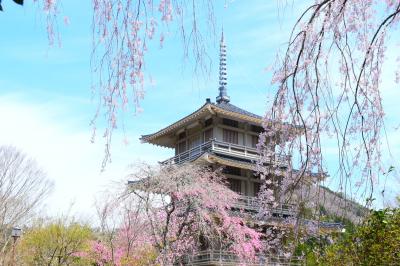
17,220,93,266
322,208,400,265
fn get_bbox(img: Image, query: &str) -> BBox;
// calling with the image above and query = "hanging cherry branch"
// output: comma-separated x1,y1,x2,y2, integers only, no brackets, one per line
259,0,400,208
90,0,215,169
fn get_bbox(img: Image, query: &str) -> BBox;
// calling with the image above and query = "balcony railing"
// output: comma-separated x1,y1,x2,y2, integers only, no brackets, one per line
232,196,343,229
182,250,304,266
233,195,296,217
302,219,344,229
161,139,289,167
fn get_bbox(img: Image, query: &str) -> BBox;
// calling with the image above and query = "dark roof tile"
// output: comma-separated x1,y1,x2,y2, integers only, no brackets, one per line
213,102,262,120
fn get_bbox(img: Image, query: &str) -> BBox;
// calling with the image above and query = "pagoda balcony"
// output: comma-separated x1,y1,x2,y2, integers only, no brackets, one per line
233,195,296,217
161,139,289,168
181,250,304,266
232,196,343,230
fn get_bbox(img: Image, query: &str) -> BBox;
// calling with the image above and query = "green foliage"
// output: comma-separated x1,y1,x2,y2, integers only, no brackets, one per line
298,202,314,219
294,208,400,265
294,235,333,265
322,208,400,265
17,220,94,266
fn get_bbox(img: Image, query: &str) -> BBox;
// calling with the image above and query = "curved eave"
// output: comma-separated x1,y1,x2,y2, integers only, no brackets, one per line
140,103,212,148
141,104,266,148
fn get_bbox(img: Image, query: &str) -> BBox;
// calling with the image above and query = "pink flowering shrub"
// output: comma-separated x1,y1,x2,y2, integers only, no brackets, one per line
126,163,263,264
87,240,115,265
77,164,262,265
80,230,157,265
80,194,157,266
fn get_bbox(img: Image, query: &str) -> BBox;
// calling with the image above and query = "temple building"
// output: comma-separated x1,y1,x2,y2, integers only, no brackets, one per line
139,33,356,265
141,33,306,218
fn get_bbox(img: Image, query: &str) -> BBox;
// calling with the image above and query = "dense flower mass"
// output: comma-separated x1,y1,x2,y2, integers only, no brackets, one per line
66,164,263,265
126,164,263,264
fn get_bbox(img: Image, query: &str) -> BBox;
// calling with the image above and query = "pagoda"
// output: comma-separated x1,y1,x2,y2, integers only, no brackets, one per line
142,32,300,213
140,32,348,265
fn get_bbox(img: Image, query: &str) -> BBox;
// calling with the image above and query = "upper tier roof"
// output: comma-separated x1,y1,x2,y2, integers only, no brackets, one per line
216,102,262,120
141,32,301,148
140,100,264,148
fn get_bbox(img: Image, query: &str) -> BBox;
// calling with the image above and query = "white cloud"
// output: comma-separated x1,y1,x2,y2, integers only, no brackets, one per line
0,93,172,222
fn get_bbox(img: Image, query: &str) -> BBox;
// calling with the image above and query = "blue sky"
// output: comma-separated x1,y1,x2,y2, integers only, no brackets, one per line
0,1,399,220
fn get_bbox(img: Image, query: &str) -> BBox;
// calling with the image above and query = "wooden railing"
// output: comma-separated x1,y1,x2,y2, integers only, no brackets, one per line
302,219,344,229
232,196,343,229
161,141,213,165
181,250,304,266
161,139,289,167
211,140,259,161
233,195,296,217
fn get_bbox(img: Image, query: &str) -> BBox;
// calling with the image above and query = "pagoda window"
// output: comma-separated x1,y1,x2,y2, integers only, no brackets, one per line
251,135,259,148
177,141,186,154
223,129,238,144
204,128,213,142
189,135,201,149
223,118,239,128
228,178,242,194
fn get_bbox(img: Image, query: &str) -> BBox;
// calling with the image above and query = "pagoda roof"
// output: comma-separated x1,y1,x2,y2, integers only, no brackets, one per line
216,102,262,120
140,101,263,146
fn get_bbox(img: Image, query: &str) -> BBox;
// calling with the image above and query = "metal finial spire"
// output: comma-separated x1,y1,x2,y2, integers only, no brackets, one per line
216,29,230,104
